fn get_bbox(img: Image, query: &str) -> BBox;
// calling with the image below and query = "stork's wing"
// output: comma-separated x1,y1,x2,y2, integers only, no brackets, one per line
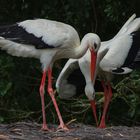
100,31,140,74
100,14,140,75
56,58,86,99
0,19,80,49
101,14,138,50
114,13,136,39
0,24,54,49
113,14,140,40
112,31,140,74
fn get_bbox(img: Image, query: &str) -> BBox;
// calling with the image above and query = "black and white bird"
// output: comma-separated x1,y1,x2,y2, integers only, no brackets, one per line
91,13,140,128
56,14,140,128
0,18,101,131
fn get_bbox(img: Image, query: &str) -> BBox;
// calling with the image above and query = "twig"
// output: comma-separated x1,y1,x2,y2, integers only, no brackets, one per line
66,118,77,126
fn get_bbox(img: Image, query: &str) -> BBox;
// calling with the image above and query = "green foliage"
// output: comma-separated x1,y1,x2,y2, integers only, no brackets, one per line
109,71,140,126
0,0,140,126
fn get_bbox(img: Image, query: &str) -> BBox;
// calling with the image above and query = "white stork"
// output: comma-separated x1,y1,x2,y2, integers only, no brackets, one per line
0,18,101,131
97,15,140,128
56,14,140,128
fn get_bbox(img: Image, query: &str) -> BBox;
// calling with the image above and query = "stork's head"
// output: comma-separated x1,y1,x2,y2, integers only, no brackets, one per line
81,33,101,82
85,81,97,125
85,82,95,100
86,33,101,52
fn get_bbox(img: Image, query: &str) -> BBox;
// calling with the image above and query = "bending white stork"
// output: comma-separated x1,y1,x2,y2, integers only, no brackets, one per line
56,14,140,128
0,19,100,131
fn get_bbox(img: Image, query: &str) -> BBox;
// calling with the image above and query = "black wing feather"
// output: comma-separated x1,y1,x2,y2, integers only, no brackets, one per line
121,31,140,69
0,24,55,49
122,31,140,67
67,68,85,95
128,31,140,69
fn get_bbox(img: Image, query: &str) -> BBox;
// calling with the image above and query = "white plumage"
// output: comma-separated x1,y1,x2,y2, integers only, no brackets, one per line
99,34,133,72
18,19,78,49
0,18,100,131
56,14,140,128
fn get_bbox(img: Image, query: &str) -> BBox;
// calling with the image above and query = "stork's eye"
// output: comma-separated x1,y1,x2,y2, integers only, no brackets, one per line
94,43,97,49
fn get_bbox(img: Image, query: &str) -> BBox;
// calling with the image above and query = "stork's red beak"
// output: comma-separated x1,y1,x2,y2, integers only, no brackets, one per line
90,48,97,82
90,100,98,126
90,49,98,126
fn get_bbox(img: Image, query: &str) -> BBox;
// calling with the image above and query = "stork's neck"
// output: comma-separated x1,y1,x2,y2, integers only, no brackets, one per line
74,38,89,59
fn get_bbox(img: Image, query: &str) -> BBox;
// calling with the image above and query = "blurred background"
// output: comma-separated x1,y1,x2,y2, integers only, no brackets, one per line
0,0,140,126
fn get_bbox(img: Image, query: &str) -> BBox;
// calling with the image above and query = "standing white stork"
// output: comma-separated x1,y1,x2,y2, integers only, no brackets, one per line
0,18,100,131
97,15,140,128
56,14,140,128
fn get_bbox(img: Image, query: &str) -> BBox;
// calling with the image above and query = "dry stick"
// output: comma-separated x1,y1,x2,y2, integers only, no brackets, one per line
66,119,77,126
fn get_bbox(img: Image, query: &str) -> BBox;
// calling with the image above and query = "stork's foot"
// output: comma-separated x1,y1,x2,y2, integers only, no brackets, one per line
98,121,106,128
41,124,51,131
57,124,69,131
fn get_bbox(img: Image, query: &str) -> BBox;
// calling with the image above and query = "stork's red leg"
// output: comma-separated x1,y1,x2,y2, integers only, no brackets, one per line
108,83,113,100
47,67,68,131
90,100,98,126
39,70,50,131
101,81,108,109
99,81,112,128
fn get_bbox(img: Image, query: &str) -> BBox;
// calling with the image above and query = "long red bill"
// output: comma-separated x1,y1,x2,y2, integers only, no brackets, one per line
90,49,97,82
90,100,98,126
